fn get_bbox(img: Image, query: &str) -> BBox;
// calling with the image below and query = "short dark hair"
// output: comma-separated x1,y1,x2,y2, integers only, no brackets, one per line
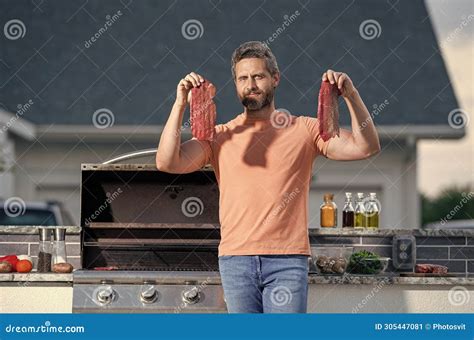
231,41,279,79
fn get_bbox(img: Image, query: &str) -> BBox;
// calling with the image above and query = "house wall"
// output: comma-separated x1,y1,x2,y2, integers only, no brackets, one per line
10,136,419,228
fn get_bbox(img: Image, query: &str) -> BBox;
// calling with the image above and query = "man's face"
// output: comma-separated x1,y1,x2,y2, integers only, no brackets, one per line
234,58,280,111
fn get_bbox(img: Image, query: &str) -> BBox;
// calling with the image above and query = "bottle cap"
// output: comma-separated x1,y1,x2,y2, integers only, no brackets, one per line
39,227,52,241
53,227,66,241
323,193,334,200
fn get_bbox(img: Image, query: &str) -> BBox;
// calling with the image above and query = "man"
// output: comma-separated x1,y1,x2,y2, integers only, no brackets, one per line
156,41,380,313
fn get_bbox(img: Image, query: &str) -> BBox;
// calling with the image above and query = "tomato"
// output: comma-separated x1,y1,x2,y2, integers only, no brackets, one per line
16,259,33,273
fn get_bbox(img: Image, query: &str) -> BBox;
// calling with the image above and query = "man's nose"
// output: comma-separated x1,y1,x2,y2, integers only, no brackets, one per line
246,78,258,92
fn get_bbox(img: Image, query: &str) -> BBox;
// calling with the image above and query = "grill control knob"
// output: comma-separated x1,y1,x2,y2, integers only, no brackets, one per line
140,285,158,304
96,285,115,305
182,286,200,304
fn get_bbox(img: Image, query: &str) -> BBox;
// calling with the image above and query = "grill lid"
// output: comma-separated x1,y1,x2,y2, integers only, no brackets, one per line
80,163,220,271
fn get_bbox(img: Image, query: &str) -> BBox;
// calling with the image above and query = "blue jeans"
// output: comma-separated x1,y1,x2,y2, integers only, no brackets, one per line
218,255,309,313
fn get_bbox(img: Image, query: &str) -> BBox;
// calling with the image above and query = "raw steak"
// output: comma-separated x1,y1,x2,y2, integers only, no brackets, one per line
415,264,448,274
317,80,341,141
191,80,216,141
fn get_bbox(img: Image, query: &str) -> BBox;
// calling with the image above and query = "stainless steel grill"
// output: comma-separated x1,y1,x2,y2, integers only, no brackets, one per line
73,155,226,313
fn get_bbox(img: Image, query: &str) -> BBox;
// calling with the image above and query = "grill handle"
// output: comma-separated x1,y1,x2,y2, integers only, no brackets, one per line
102,149,157,165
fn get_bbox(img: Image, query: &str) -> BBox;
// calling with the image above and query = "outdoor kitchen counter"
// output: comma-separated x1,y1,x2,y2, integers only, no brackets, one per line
308,227,474,237
308,274,474,285
1,273,472,314
0,225,81,234
0,271,474,287
0,272,72,283
0,273,73,313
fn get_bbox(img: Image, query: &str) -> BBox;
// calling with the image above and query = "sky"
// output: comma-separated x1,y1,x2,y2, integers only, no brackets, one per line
420,0,473,197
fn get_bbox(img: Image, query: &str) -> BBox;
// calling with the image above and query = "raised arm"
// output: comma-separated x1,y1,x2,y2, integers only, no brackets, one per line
323,70,381,161
155,72,211,173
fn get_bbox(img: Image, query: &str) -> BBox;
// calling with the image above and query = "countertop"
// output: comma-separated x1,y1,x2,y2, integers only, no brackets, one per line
308,227,474,237
1,272,473,286
0,272,72,282
2,226,473,237
0,225,81,234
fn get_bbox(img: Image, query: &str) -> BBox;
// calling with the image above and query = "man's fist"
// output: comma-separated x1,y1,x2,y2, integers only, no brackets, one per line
322,70,356,98
176,72,206,106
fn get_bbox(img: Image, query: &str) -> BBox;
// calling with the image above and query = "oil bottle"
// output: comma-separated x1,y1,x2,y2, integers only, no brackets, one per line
320,193,337,228
354,192,365,229
342,192,354,228
365,192,380,228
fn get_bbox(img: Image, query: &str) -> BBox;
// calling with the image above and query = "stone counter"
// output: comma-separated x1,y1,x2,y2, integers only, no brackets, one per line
308,274,474,285
308,228,474,237
0,272,72,283
0,225,81,234
2,271,473,287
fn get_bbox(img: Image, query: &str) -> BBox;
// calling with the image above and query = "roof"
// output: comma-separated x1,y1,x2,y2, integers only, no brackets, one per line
0,0,463,138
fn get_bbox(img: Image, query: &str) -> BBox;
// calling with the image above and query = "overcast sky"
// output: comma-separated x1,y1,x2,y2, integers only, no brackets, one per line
419,0,473,197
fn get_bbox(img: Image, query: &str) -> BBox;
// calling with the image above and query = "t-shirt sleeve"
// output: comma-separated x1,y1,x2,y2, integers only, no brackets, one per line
301,116,331,158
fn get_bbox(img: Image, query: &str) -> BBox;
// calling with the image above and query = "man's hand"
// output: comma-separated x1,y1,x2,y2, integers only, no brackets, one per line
176,72,206,106
319,69,380,161
322,69,356,98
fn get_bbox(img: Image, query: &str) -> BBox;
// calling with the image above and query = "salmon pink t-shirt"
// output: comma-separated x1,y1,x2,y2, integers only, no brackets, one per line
194,113,330,256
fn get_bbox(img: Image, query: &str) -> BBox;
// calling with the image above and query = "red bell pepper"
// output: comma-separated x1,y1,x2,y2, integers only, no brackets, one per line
0,255,19,271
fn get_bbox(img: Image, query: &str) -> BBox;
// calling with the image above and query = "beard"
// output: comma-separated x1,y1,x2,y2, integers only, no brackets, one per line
240,87,274,111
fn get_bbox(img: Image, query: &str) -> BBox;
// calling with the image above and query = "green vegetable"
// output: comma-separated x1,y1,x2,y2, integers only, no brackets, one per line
347,250,383,274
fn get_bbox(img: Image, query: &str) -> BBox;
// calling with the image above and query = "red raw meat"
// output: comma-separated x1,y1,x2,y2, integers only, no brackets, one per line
317,80,341,141
416,264,448,274
191,80,216,141
415,264,431,273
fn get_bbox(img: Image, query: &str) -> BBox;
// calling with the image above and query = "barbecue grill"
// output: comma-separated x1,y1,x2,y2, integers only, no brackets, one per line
72,150,226,313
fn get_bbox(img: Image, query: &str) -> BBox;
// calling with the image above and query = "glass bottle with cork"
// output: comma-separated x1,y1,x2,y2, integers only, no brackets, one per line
320,193,337,228
342,192,355,228
354,192,366,229
365,192,380,228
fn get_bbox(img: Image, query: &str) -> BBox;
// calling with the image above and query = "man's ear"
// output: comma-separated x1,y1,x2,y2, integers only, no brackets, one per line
273,72,280,87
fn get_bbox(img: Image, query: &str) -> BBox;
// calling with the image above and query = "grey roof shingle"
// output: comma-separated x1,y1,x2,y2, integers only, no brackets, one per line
0,0,461,130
